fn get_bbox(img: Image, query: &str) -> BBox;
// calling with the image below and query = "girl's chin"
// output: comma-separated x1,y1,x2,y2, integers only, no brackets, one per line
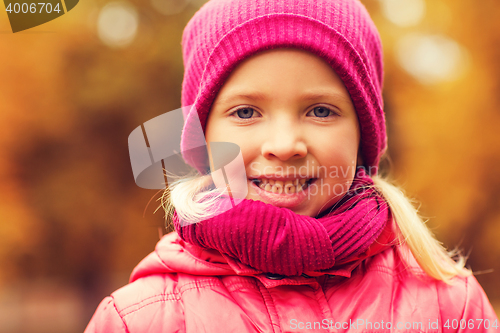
247,196,312,216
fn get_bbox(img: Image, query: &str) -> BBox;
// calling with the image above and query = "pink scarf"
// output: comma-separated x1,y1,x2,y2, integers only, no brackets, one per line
174,167,390,276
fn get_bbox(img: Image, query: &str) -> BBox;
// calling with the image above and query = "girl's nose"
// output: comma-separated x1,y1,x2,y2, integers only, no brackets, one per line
260,123,307,161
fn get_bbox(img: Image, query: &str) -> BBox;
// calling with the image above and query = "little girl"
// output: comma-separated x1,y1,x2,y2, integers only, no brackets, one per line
86,0,498,332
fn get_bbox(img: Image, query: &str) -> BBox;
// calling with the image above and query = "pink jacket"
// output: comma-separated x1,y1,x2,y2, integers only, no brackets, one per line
85,232,498,333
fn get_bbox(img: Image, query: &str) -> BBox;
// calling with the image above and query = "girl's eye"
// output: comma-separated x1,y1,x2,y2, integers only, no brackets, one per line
309,106,335,118
234,107,256,119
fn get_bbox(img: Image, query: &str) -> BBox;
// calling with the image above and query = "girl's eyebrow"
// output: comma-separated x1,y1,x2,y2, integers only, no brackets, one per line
216,90,351,106
299,91,352,104
215,91,269,106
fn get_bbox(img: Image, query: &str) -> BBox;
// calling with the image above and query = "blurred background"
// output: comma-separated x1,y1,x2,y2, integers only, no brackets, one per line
0,0,499,331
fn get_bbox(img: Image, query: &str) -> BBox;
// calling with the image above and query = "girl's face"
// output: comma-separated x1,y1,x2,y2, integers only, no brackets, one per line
205,48,360,217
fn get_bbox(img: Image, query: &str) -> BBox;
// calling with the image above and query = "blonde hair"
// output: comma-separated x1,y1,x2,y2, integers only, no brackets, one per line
371,174,470,283
161,172,470,283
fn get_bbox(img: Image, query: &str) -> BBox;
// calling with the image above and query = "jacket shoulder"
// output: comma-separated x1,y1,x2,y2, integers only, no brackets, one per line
84,273,188,333
84,297,127,333
86,241,234,333
437,274,499,332
358,246,498,328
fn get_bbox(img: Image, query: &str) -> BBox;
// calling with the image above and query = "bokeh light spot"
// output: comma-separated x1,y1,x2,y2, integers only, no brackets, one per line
380,0,426,27
97,2,139,48
396,33,469,85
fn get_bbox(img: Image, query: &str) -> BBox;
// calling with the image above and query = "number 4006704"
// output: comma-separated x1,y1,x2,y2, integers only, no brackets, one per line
444,319,499,330
6,2,61,14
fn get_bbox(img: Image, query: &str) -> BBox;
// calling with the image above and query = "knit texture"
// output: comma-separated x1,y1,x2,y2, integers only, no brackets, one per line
180,0,386,173
174,167,390,276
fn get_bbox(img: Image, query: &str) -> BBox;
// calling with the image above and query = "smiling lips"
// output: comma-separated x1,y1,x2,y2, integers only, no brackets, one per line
250,178,315,208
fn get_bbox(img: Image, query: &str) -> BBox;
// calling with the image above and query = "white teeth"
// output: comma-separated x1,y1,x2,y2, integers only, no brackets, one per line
274,181,283,194
254,178,312,194
284,184,295,194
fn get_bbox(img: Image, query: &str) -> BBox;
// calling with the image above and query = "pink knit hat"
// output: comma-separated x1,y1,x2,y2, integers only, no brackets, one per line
180,0,386,173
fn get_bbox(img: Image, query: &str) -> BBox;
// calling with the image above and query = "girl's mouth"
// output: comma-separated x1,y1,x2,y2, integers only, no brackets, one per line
249,178,318,208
